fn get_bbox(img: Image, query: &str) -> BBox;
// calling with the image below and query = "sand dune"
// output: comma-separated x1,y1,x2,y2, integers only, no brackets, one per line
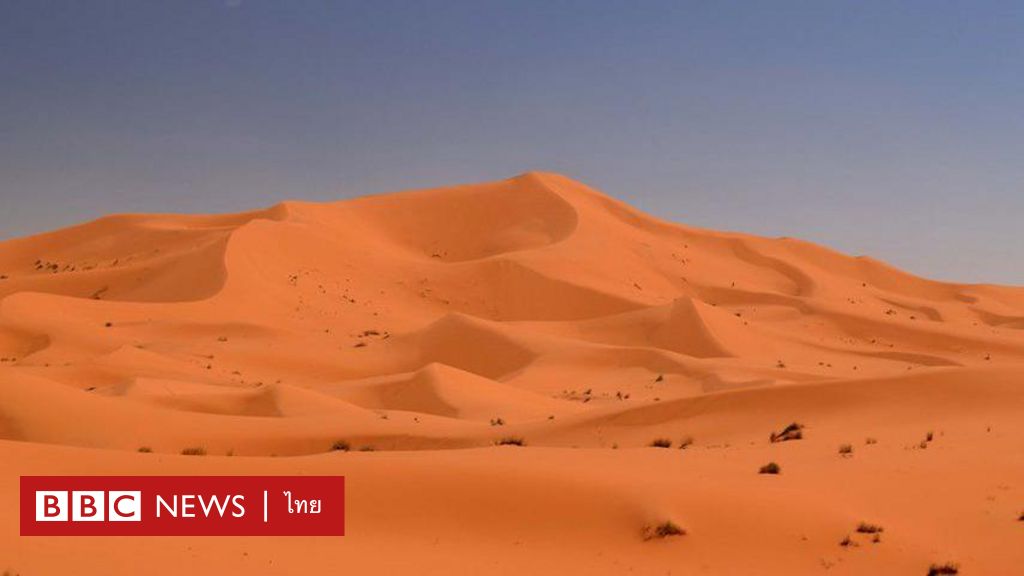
2,172,1023,574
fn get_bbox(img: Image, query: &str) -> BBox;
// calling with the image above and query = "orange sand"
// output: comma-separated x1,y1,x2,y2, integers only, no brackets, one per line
1,173,1022,574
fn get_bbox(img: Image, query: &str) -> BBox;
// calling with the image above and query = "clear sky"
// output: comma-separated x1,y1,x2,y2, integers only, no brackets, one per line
2,1,1022,284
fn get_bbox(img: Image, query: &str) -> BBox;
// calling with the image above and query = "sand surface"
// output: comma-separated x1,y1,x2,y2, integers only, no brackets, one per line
1,172,1022,574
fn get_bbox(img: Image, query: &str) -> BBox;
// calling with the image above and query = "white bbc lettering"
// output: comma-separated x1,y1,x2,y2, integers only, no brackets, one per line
71,491,106,522
35,491,68,522
35,490,141,522
107,491,142,521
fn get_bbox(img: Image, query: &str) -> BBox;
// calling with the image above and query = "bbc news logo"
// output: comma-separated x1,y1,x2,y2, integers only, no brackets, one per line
21,476,344,536
36,490,142,522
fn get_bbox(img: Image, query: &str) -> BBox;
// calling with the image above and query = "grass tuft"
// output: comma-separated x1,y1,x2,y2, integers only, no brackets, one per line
770,422,803,443
856,522,883,534
927,563,959,576
642,521,686,540
496,437,526,447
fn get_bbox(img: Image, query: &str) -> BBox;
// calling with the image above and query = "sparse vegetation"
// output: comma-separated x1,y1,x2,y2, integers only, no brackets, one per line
839,443,854,456
678,436,694,450
649,438,673,448
137,446,152,453
926,431,934,442
642,521,686,540
770,422,803,443
856,522,883,534
865,437,878,445
180,447,206,456
927,562,959,575
759,461,781,475
490,417,505,426
839,534,857,547
330,440,350,452
496,437,526,446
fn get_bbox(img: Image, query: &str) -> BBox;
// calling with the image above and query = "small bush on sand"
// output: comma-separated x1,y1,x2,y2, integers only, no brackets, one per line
856,522,883,534
865,437,878,445
181,447,206,456
331,440,350,452
770,422,803,443
490,417,505,426
839,534,857,547
759,462,781,475
137,447,152,453
678,436,694,450
649,438,672,448
496,437,525,446
839,444,854,456
927,563,959,575
925,431,934,442
642,521,686,540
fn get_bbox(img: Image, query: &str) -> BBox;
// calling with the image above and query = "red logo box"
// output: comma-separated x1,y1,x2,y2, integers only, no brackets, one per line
21,476,345,536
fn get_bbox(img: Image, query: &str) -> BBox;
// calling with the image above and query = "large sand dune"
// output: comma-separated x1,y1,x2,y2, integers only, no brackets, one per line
2,173,1022,574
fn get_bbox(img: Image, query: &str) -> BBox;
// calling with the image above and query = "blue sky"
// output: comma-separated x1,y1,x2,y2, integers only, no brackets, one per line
2,1,1022,283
